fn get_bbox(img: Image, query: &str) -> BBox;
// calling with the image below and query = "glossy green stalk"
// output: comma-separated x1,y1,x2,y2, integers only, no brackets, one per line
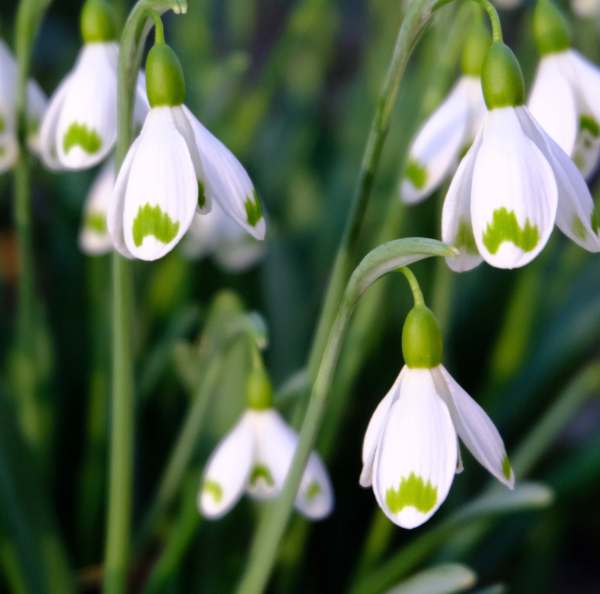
103,2,186,593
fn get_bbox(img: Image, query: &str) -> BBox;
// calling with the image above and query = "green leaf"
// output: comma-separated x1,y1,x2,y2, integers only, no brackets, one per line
384,564,476,594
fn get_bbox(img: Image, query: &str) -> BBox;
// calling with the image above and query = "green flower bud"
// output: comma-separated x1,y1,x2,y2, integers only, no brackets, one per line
533,0,571,55
402,305,443,369
145,43,186,107
80,0,117,43
481,42,525,109
461,21,492,77
246,367,273,410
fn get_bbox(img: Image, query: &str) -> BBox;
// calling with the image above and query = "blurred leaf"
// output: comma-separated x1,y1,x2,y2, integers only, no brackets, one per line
384,564,476,594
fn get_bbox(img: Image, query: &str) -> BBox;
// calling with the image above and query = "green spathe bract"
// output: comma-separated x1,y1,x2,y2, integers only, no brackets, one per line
145,43,186,108
482,207,540,254
80,0,117,43
245,190,262,227
533,0,571,56
402,305,443,369
246,368,273,410
132,203,180,247
405,159,427,190
202,480,223,503
250,465,275,487
461,19,492,77
481,42,525,109
63,122,102,155
385,473,438,514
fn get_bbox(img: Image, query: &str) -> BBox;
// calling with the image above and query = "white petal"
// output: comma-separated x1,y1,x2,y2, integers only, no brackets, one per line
245,410,296,500
566,50,600,125
39,74,73,170
25,78,47,154
471,107,558,269
55,43,118,169
434,366,514,488
572,121,600,179
80,159,116,255
107,137,141,259
528,55,577,157
441,131,484,272
400,77,478,204
372,368,457,529
122,107,197,260
516,107,600,252
359,368,405,488
295,451,334,520
183,106,266,239
198,412,255,519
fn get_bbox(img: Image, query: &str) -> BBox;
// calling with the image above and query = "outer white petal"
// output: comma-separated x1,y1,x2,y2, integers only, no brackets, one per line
516,107,600,252
441,131,484,272
372,368,457,529
359,368,405,488
122,107,197,260
400,77,475,204
528,55,577,157
106,136,141,258
0,41,18,172
55,43,118,169
182,106,266,239
566,50,600,124
434,366,514,488
245,410,296,500
471,107,558,269
39,74,73,170
80,160,115,255
198,412,255,519
295,452,334,520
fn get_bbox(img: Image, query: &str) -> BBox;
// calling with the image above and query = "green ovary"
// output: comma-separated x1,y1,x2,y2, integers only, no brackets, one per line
455,219,478,254
202,480,223,503
63,122,102,155
405,159,427,189
85,211,107,234
132,204,180,247
579,114,600,138
502,455,512,481
250,465,274,487
245,190,262,227
305,481,321,501
385,473,438,514
482,208,540,254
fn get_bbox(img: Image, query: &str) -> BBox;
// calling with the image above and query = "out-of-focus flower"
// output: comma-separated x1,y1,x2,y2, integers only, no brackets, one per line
571,0,600,18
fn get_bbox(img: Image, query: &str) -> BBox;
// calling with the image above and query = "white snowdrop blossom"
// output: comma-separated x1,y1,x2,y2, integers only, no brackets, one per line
79,160,115,255
108,40,266,261
442,41,599,272
0,39,47,173
198,408,333,520
182,205,265,272
361,305,513,529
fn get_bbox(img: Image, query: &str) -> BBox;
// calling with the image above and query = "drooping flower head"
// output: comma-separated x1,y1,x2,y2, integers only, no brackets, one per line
39,0,147,170
108,21,266,261
400,20,489,204
0,38,47,173
442,40,599,271
361,300,513,529
198,365,333,520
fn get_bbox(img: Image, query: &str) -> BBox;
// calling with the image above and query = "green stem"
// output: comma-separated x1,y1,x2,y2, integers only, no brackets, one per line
434,0,502,41
234,239,454,594
399,267,424,306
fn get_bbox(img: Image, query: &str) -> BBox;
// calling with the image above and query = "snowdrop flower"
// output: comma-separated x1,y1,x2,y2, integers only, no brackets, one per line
442,41,599,271
198,368,333,520
108,26,266,261
361,303,513,529
530,0,600,179
400,23,489,203
182,204,265,272
0,38,47,173
39,0,147,170
79,160,115,255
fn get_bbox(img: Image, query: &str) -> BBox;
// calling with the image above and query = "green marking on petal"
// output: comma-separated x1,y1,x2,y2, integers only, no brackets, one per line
244,189,262,227
572,215,587,241
132,203,180,247
482,208,540,255
305,481,321,501
455,219,478,254
63,122,102,155
202,479,223,503
85,211,107,234
592,204,600,235
579,114,600,138
27,118,39,137
0,146,5,158
0,113,6,134
385,473,438,514
250,464,274,487
502,455,512,481
198,180,206,209
405,159,427,190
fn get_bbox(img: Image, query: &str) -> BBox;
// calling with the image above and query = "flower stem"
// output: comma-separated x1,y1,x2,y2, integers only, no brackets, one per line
399,267,425,306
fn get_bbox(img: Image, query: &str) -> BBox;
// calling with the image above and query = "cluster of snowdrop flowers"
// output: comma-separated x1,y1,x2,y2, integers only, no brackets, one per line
360,296,513,528
198,365,333,520
0,38,47,173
